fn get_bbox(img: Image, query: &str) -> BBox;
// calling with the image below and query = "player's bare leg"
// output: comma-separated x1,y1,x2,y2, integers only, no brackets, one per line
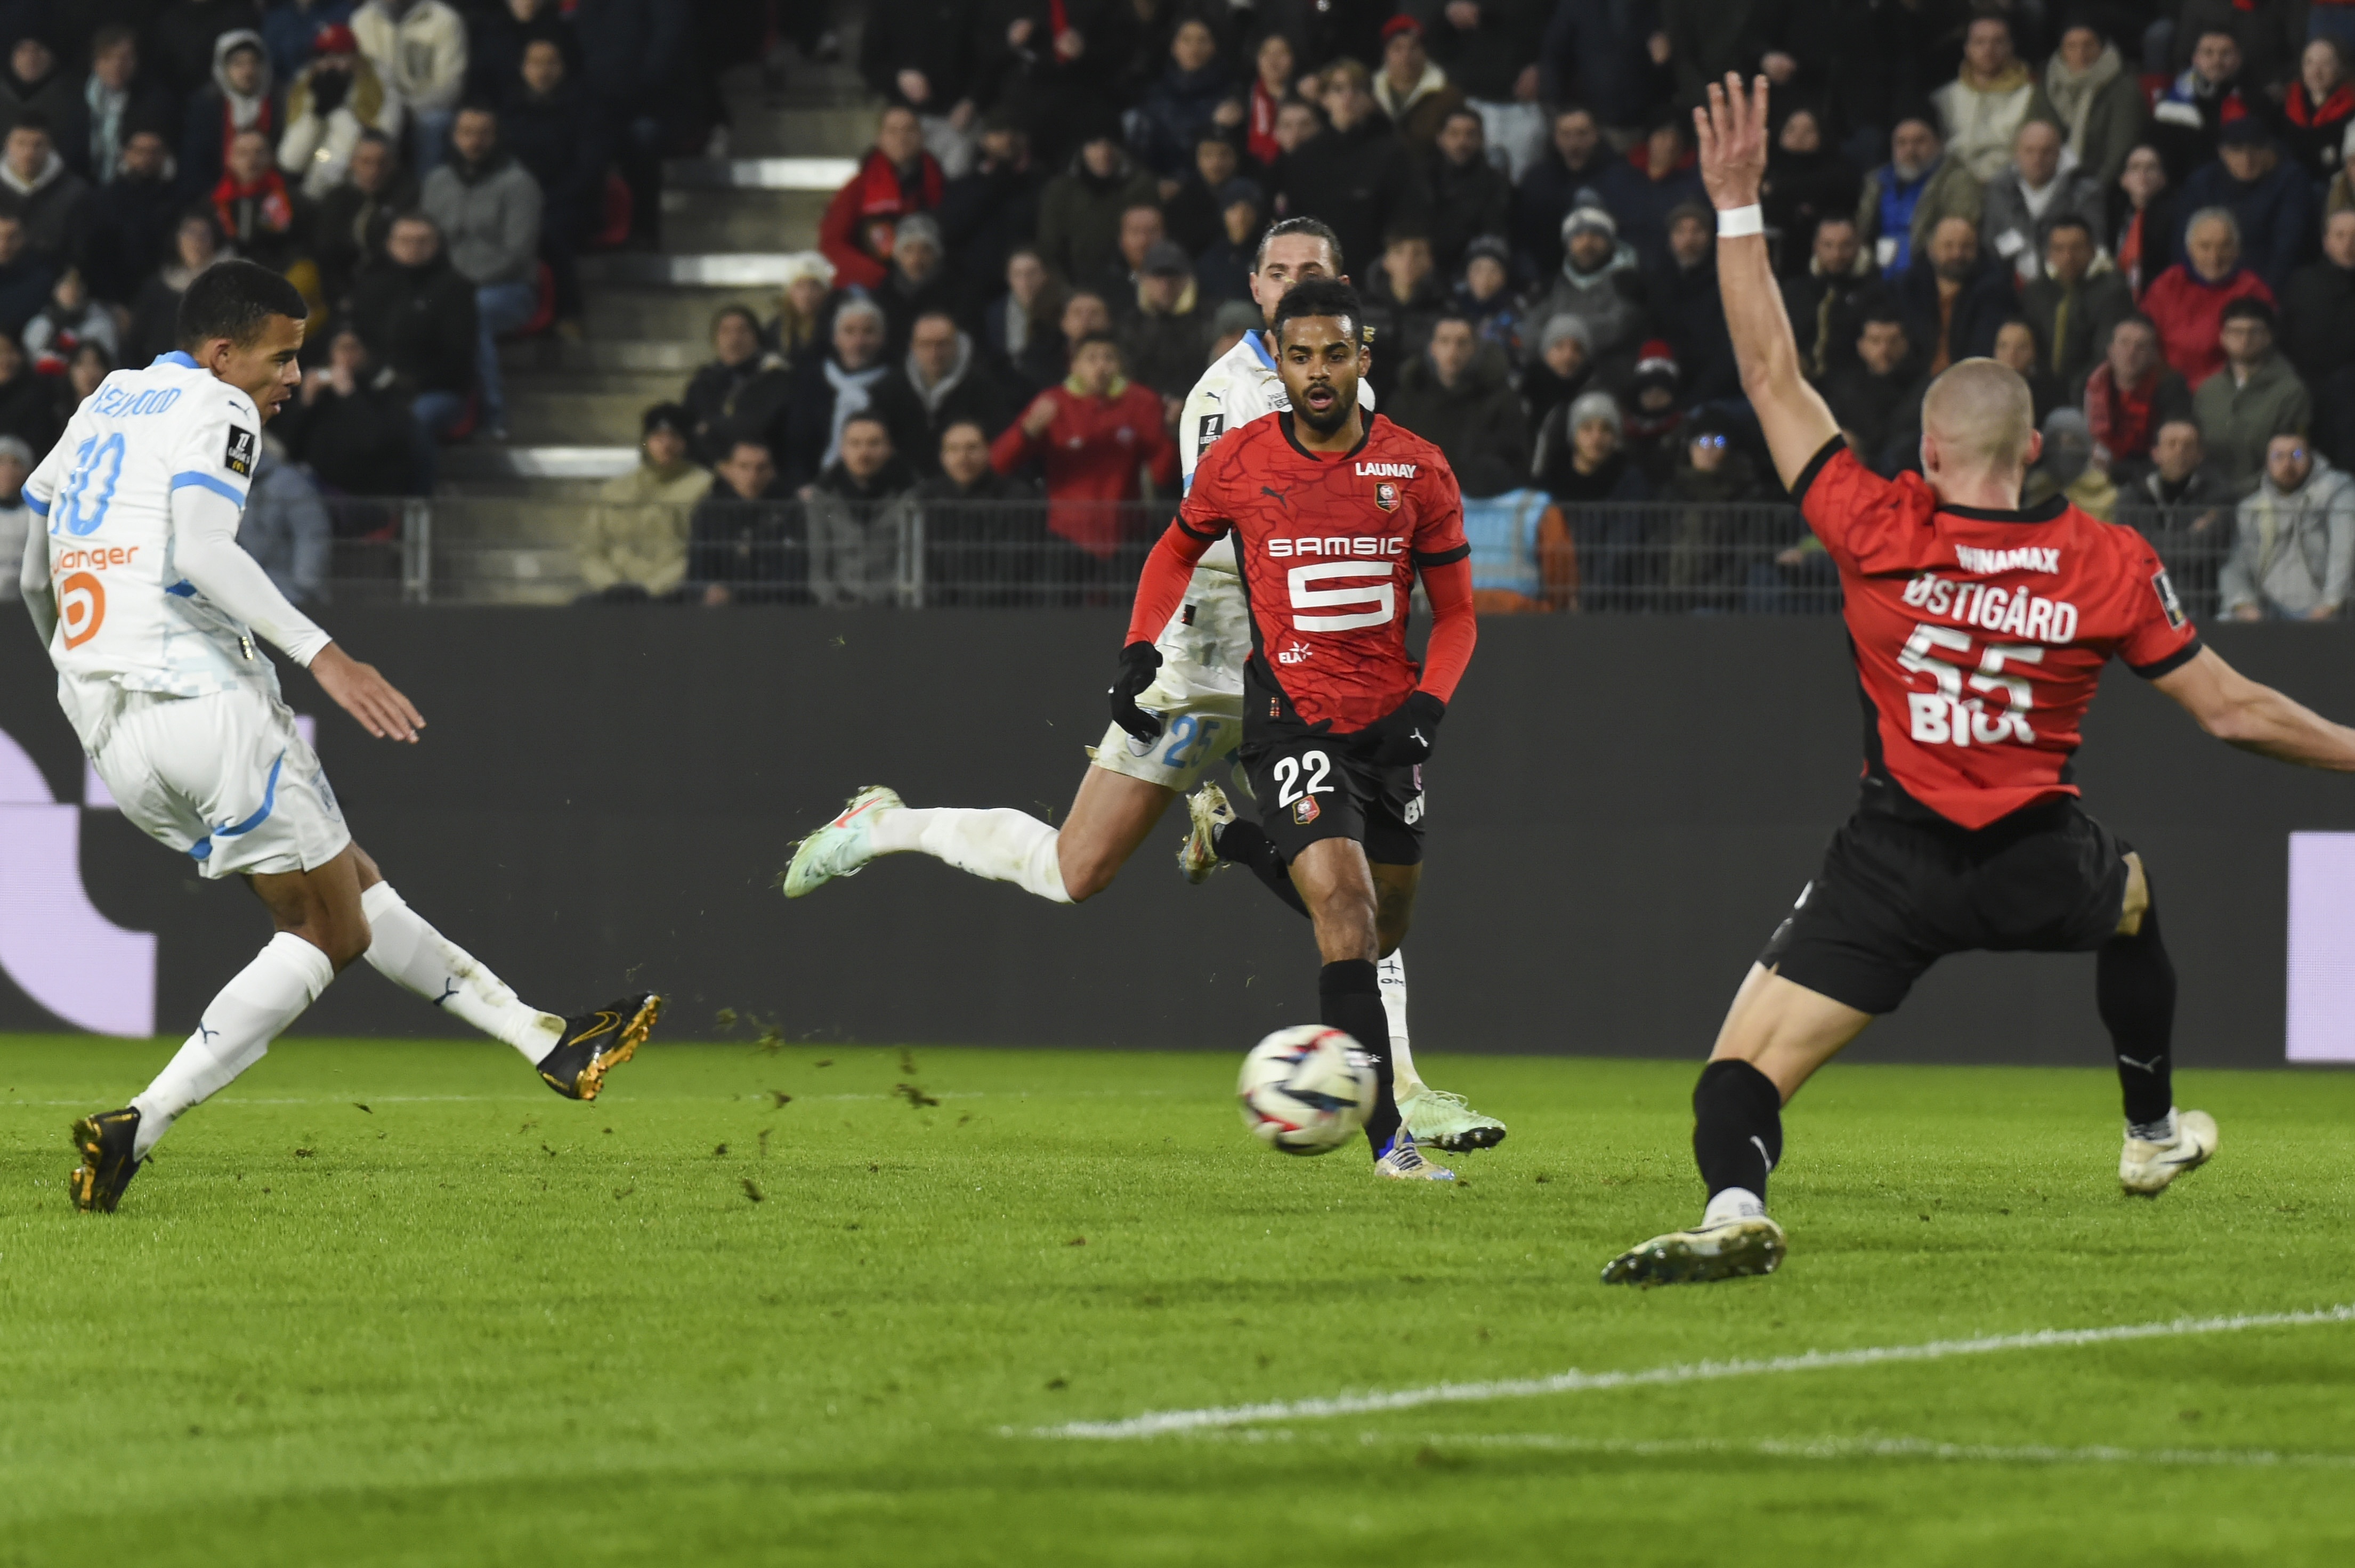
71,843,655,1212
1286,841,1451,1180
784,765,1180,905
1205,805,1506,1149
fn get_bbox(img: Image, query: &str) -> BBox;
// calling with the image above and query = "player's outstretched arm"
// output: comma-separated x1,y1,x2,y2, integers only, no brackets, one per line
2151,646,2355,770
1694,74,1840,492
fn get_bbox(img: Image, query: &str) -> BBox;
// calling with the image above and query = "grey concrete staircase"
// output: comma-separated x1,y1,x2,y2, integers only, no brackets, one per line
431,54,876,602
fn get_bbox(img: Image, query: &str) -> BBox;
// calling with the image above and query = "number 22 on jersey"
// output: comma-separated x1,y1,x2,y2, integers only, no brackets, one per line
1898,623,2043,747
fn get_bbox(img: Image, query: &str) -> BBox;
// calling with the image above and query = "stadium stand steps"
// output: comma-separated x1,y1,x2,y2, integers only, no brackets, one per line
440,39,873,600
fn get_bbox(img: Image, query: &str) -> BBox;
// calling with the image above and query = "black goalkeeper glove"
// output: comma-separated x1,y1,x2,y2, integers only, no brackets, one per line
1107,640,1165,743
1360,691,1446,766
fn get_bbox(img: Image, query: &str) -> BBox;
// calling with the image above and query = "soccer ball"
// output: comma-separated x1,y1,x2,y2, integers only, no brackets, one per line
1237,1026,1377,1155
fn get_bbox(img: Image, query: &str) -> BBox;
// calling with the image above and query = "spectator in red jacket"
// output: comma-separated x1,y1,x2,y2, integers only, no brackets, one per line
989,333,1177,562
2083,314,2195,482
818,104,944,293
2141,207,2274,388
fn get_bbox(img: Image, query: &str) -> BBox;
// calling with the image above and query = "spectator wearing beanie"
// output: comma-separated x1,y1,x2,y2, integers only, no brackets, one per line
579,402,710,603
1524,313,1594,434
153,1,271,105
1532,387,1650,607
1529,203,1651,383
1621,338,1687,484
1454,234,1524,360
2143,207,2275,387
278,23,403,200
820,104,944,293
1663,410,1767,608
265,5,360,85
871,212,959,358
779,297,892,490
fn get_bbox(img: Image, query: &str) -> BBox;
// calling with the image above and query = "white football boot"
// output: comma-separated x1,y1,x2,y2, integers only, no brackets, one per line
1372,1128,1456,1182
1400,1085,1508,1151
1177,781,1235,884
1601,1214,1786,1286
781,785,902,898
2120,1108,2219,1196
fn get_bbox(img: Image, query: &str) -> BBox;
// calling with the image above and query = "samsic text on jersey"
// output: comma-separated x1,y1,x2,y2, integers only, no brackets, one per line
1794,441,2200,830
1177,412,1468,732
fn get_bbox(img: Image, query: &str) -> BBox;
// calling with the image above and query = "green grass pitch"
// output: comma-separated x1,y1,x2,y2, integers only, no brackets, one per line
3,1035,2352,1566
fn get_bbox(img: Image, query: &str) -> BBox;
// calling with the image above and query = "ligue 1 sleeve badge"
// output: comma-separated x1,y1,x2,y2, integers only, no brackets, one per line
1374,481,1399,511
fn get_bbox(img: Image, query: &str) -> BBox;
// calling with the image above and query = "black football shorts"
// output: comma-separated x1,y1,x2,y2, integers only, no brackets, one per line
1241,729,1427,866
1759,799,2132,1014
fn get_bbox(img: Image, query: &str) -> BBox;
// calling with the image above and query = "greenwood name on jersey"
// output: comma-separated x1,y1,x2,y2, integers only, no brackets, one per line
1794,440,2200,830
1177,411,1468,732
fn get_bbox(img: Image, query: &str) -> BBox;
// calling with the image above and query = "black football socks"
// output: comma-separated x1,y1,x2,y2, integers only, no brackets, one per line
1215,817,1310,919
1321,958,1398,1152
2098,889,2176,1131
1692,1058,1783,1205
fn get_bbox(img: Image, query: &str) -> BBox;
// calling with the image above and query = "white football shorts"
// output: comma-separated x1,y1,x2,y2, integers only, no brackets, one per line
1089,665,1245,791
92,687,351,880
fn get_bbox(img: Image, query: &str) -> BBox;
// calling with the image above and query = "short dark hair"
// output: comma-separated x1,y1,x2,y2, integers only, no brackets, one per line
840,411,892,440
1272,276,1364,345
177,259,309,350
2113,311,2158,339
1073,330,1120,354
2044,215,2094,242
1253,215,1345,275
1859,308,1906,333
2221,296,2277,331
9,110,50,139
709,304,761,338
724,437,774,462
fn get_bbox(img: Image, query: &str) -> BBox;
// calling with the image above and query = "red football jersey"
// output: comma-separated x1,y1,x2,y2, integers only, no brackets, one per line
1796,442,2201,830
1178,412,1470,730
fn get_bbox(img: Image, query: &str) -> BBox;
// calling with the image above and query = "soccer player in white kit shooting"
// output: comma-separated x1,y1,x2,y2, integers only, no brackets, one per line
781,219,1505,1151
18,262,661,1213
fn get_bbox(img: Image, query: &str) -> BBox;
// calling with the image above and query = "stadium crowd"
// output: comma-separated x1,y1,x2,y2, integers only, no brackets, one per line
0,3,2346,620
580,0,2351,617
0,0,784,605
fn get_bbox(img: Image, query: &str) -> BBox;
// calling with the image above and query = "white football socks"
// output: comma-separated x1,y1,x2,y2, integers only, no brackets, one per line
865,806,1073,903
1703,1187,1768,1226
360,882,564,1063
1378,951,1420,1091
132,931,336,1157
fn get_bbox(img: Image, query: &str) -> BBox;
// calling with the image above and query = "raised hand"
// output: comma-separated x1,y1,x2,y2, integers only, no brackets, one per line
1693,72,1770,212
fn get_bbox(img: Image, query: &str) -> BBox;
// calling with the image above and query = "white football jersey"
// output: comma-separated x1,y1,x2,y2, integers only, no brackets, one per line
1160,329,1377,684
24,353,278,725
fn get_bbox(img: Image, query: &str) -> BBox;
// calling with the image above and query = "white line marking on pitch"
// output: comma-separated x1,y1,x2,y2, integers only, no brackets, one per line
1196,1430,2355,1470
1024,1304,2355,1440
